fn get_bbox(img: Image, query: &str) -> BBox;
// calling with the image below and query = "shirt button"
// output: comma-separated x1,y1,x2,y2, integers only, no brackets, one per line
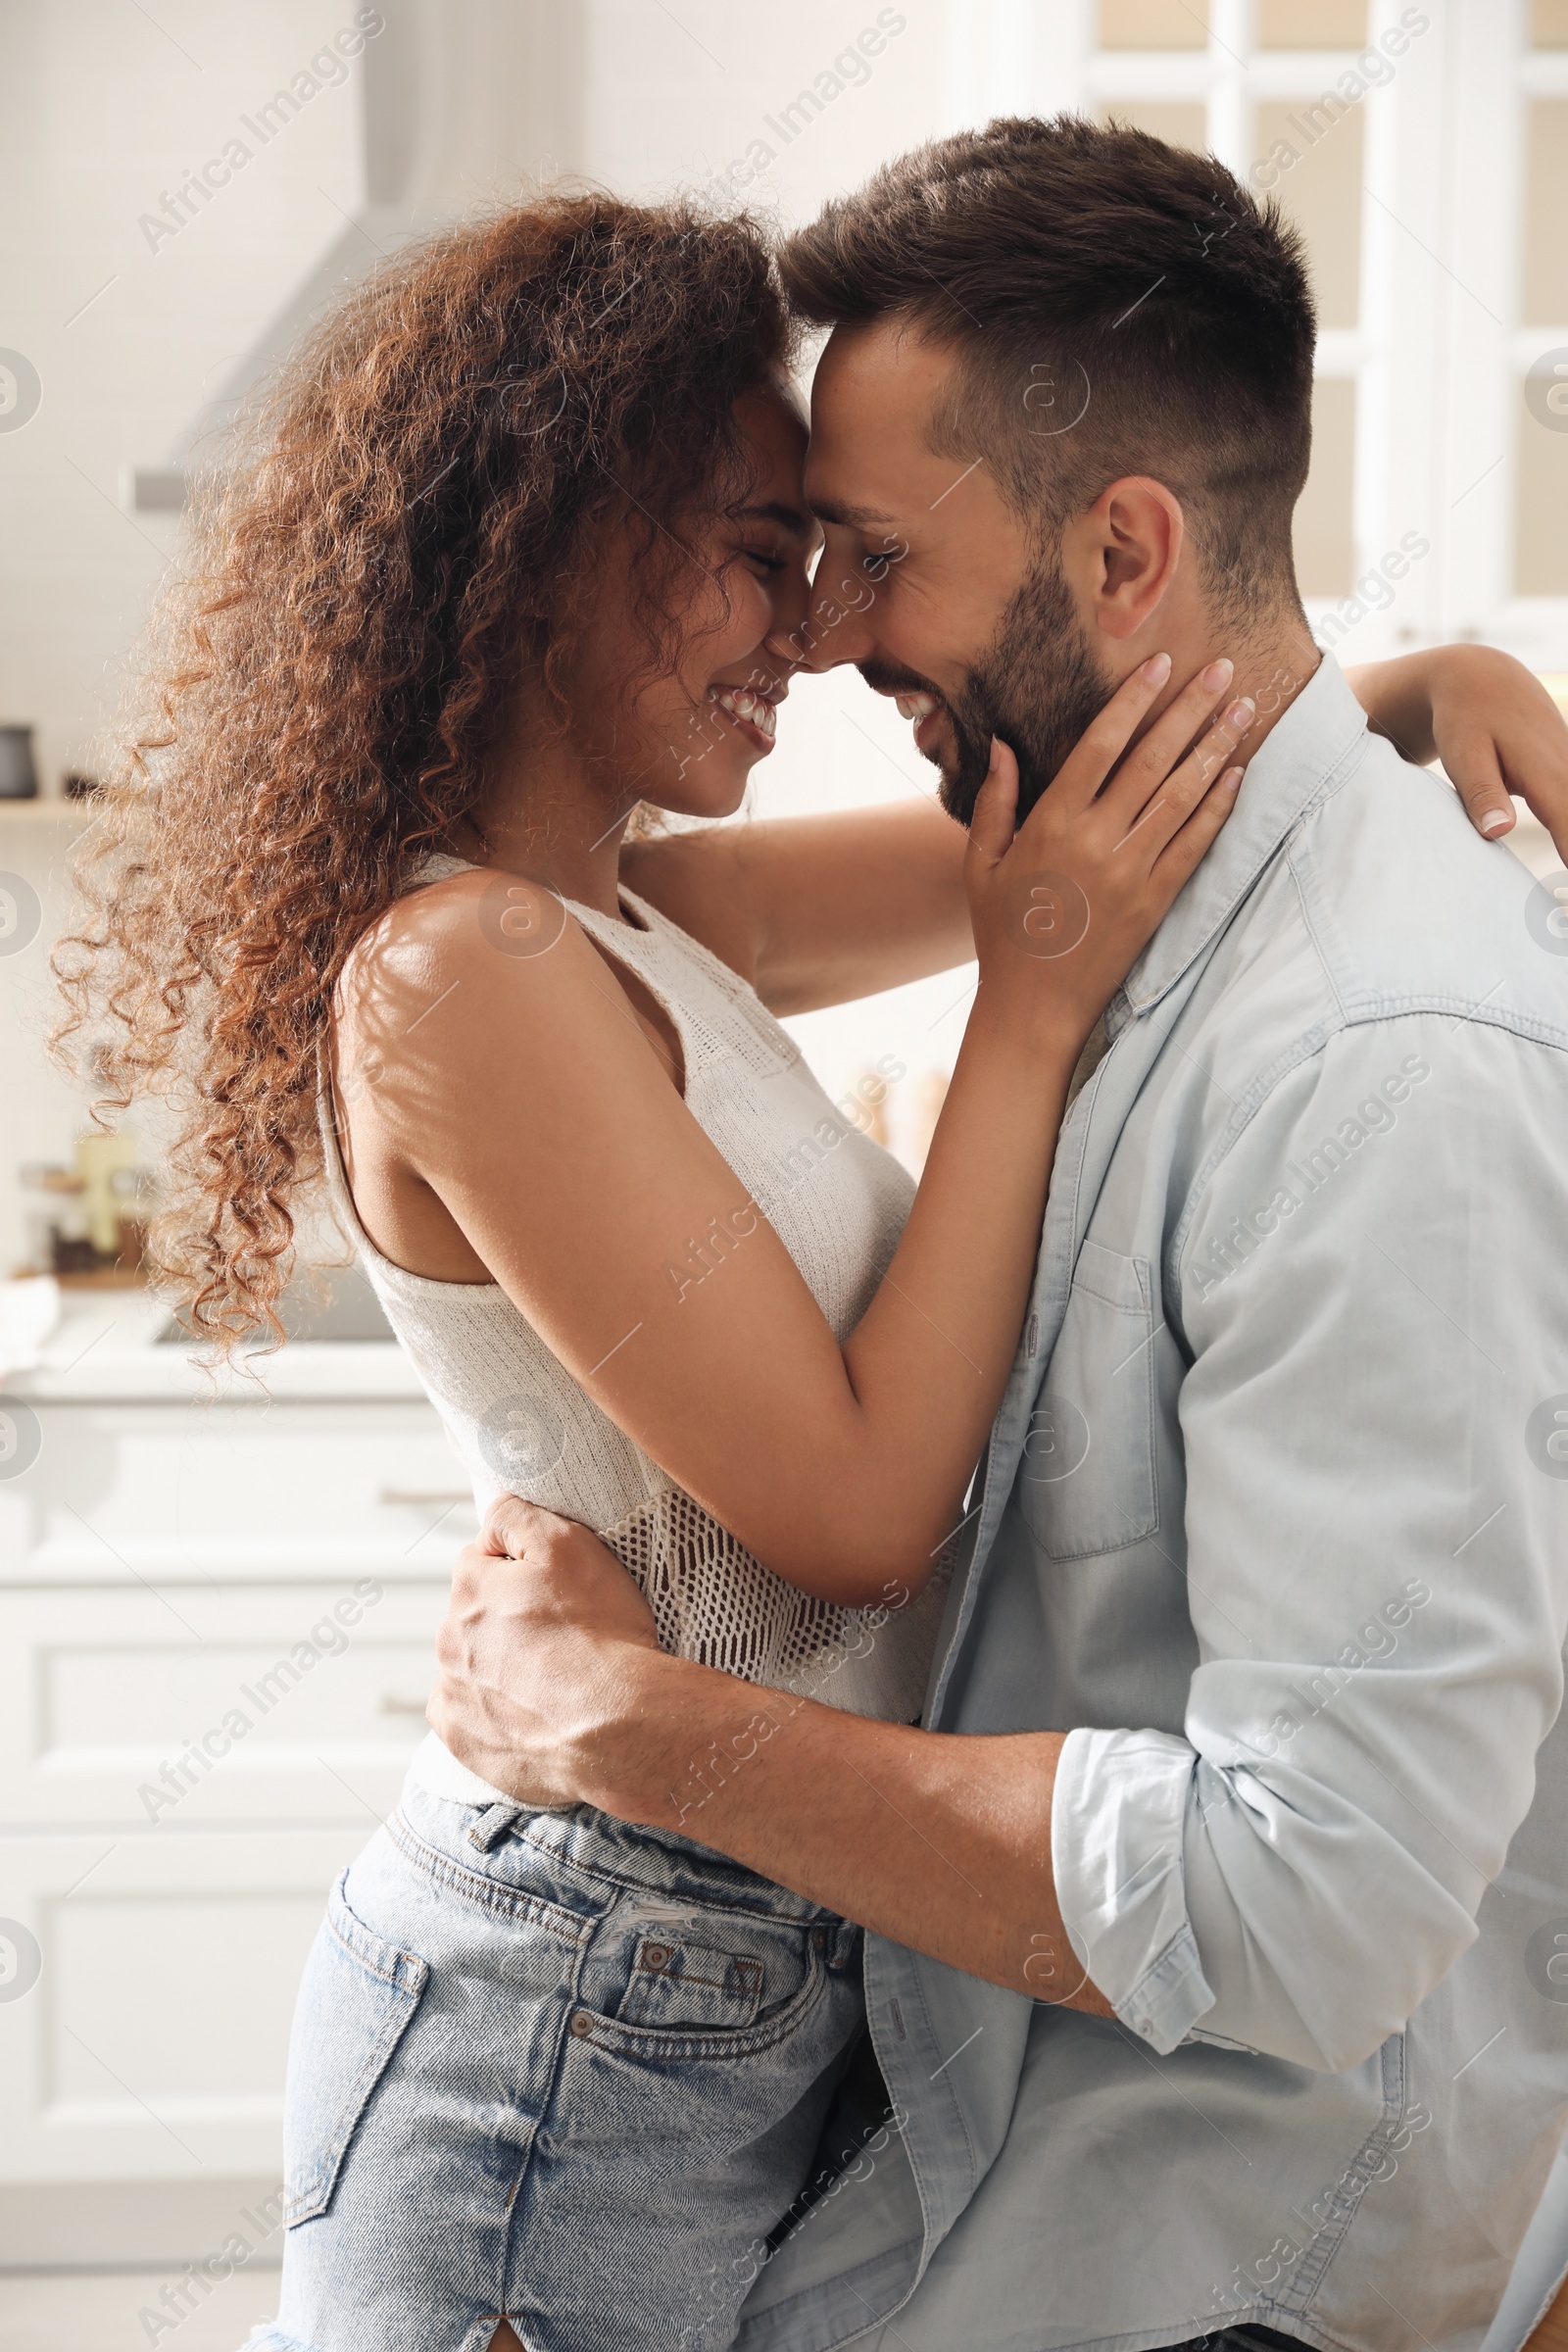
569,2011,594,2037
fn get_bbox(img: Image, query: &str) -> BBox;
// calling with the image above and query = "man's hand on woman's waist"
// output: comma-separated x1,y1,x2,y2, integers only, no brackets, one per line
428,1495,1114,2018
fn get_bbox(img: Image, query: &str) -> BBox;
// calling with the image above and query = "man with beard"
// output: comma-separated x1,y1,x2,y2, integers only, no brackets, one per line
431,120,1568,2352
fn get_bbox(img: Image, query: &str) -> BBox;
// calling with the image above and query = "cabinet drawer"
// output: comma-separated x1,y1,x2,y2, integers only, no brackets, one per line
0,1829,367,2181
0,1581,452,1826
0,1398,477,1580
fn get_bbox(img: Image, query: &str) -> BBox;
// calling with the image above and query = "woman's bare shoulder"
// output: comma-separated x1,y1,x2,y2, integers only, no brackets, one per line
333,868,626,1081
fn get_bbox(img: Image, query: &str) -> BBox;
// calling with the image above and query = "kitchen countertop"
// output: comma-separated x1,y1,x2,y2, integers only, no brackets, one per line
7,1289,428,1403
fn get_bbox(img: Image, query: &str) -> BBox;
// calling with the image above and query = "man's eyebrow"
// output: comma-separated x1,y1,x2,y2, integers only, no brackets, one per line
737,500,816,537
807,496,900,530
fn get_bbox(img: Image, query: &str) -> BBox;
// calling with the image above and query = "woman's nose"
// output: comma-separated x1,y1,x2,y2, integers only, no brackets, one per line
764,546,816,645
760,617,805,674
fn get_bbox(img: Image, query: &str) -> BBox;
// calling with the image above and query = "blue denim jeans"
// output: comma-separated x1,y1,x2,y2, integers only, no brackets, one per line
245,1775,865,2352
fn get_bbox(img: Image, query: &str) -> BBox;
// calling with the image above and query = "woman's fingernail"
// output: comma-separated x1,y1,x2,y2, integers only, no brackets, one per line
1227,697,1256,729
1141,653,1172,686
1201,659,1235,693
1222,766,1245,792
988,735,1003,771
1480,808,1513,835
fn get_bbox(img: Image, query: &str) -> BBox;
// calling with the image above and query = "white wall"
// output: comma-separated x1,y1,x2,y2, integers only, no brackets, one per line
0,6,370,792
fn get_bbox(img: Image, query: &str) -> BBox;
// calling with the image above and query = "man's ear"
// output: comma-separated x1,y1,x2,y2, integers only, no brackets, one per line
1062,476,1185,643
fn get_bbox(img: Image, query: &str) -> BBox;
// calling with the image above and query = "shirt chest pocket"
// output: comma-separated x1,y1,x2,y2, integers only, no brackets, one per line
1017,1241,1159,1562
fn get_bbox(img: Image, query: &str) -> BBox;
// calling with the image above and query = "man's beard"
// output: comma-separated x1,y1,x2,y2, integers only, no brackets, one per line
873,556,1112,829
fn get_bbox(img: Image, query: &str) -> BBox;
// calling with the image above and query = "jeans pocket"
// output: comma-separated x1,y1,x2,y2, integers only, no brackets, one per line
1019,1241,1159,1561
613,1935,767,2031
576,1922,830,2063
282,1868,429,2227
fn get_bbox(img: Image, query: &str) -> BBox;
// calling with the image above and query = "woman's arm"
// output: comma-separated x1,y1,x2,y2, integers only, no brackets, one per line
619,795,971,1016
336,661,1248,1607
1348,645,1568,858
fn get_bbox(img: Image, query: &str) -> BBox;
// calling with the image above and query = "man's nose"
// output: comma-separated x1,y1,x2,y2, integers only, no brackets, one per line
767,566,880,675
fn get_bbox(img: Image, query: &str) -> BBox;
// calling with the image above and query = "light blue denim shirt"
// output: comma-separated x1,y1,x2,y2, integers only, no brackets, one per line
738,657,1568,2352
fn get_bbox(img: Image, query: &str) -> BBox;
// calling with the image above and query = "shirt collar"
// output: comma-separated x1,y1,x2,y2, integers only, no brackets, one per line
1117,651,1369,1019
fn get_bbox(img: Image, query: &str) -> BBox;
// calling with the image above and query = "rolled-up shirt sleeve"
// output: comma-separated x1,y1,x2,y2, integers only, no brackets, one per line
1053,1726,1214,2051
1052,1020,1568,2073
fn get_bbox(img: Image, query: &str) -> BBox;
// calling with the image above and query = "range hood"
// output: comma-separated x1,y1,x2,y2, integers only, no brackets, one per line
129,0,584,513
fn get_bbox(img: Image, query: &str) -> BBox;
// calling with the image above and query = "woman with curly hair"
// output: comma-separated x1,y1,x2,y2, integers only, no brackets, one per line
56,191,1566,2351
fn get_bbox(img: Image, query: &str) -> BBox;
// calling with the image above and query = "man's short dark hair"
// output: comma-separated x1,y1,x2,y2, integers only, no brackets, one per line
778,115,1317,624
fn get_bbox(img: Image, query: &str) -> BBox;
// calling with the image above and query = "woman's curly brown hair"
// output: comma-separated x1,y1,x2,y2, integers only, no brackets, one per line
55,191,792,1351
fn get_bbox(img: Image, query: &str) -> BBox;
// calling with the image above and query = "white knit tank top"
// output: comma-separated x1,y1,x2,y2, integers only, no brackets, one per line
319,858,955,1792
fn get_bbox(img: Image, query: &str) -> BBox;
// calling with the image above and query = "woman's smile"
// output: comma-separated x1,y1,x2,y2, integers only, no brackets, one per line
708,681,781,752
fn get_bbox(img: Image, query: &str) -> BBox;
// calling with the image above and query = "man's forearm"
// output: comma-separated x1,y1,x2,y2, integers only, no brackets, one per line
583,1647,1112,2013
431,1508,1111,2009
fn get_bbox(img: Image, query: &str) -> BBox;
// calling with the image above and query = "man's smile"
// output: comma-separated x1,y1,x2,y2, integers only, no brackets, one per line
891,689,951,759
859,662,956,763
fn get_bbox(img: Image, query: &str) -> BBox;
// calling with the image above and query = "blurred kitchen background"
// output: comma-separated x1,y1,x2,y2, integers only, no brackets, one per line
2,2,1566,2342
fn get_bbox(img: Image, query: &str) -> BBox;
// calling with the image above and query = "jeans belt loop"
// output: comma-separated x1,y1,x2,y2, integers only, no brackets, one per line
466,1800,521,1852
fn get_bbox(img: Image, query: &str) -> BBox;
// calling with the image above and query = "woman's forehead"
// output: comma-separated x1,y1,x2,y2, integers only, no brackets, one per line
735,381,812,513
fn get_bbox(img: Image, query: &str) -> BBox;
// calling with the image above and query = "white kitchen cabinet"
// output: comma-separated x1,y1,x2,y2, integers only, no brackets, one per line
0,1826,370,2183
0,1579,451,1827
0,1302,477,2256
0,1396,475,1581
